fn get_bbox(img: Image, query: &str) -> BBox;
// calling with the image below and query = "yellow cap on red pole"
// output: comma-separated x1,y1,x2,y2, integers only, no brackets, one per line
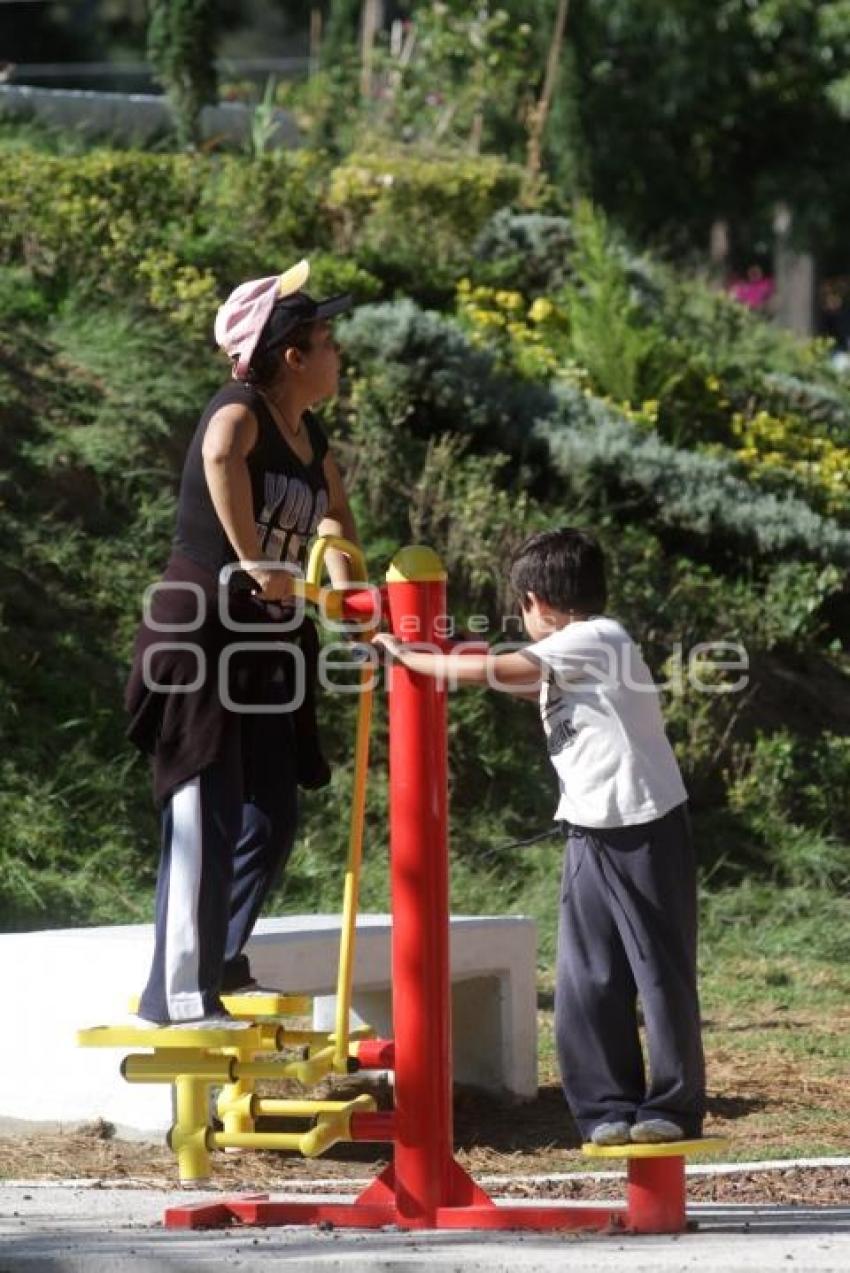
386,546,447,584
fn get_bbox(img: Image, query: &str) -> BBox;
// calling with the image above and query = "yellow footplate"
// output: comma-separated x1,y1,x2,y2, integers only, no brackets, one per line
122,992,313,1019
221,991,312,1017
582,1137,729,1159
76,1022,273,1049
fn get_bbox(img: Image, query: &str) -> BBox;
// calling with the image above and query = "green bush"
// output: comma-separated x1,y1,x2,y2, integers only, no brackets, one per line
558,202,661,404
657,269,835,385
0,150,206,282
0,298,225,927
759,373,850,447
725,730,850,888
340,296,850,568
305,252,383,304
472,209,575,293
330,353,537,617
536,386,850,565
338,298,553,455
0,146,333,292
607,526,843,658
0,265,52,323
327,150,525,299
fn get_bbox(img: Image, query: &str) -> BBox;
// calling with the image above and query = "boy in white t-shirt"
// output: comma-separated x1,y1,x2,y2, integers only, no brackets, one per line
374,527,706,1147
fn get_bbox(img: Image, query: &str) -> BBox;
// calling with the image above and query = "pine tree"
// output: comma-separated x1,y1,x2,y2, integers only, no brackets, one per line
147,0,219,148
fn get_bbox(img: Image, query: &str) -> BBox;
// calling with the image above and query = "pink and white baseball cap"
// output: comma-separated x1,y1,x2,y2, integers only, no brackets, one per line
214,260,352,379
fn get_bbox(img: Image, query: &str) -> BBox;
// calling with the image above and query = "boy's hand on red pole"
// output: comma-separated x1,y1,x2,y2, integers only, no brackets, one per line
372,632,402,661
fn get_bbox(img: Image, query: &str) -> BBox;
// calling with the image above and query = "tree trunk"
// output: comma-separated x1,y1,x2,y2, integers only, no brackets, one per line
309,6,322,78
773,203,815,337
360,0,382,101
525,0,570,184
709,218,730,286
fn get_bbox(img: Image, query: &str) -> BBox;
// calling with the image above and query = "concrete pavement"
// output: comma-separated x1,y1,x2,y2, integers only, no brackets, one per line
1,1185,849,1272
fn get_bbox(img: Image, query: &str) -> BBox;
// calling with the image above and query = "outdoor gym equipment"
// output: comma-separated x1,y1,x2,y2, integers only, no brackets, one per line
78,539,726,1234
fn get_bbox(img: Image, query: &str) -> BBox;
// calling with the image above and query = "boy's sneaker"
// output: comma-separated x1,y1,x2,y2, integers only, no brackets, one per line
122,1012,251,1031
630,1118,684,1143
224,980,284,997
168,1012,252,1031
589,1121,632,1147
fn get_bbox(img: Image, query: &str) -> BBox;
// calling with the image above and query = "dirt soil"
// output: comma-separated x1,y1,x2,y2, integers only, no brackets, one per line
2,1085,849,1208
2,1004,849,1206
0,1117,848,1207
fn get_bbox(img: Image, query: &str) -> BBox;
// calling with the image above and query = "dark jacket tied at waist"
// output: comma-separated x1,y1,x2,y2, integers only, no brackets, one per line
125,553,329,808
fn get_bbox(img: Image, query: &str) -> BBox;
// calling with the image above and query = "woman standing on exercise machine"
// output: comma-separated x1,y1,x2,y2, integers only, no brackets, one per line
125,261,360,1026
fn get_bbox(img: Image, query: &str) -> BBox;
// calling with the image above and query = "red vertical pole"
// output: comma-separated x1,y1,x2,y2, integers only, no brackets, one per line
385,547,454,1226
626,1156,687,1233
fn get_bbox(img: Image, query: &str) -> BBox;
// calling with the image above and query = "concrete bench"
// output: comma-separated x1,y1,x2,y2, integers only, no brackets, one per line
1,913,537,1135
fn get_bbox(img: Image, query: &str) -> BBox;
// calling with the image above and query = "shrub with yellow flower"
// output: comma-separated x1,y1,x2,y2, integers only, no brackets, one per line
455,279,567,380
730,408,850,517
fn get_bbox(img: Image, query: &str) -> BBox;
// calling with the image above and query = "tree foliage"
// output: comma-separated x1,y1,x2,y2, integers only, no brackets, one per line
570,0,850,254
147,0,219,147
295,1,850,259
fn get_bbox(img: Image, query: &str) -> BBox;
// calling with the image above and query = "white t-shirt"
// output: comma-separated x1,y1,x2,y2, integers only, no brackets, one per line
524,616,687,829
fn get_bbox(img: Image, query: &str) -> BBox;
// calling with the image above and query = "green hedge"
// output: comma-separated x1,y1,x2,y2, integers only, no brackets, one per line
0,142,523,311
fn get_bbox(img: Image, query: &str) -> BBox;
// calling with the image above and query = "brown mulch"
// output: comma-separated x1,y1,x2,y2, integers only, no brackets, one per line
0,1124,847,1206
1,1080,848,1207
3,1000,849,1207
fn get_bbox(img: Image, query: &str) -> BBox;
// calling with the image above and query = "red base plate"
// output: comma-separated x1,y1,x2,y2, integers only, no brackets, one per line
164,1157,687,1235
164,1194,627,1233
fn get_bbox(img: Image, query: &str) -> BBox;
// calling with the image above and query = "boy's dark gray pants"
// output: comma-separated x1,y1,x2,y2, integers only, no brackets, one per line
555,801,706,1140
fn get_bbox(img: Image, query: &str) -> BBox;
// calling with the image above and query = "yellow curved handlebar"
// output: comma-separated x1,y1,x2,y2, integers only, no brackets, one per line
306,535,367,588
281,536,366,621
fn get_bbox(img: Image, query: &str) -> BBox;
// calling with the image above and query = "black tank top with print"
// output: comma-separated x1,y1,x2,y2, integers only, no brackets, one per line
172,382,330,578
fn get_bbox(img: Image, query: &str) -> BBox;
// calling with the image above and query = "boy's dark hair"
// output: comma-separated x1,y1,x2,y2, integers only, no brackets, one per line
510,528,607,613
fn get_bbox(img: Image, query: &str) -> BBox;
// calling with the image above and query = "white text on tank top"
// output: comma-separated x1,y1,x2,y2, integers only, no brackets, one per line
258,471,329,564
